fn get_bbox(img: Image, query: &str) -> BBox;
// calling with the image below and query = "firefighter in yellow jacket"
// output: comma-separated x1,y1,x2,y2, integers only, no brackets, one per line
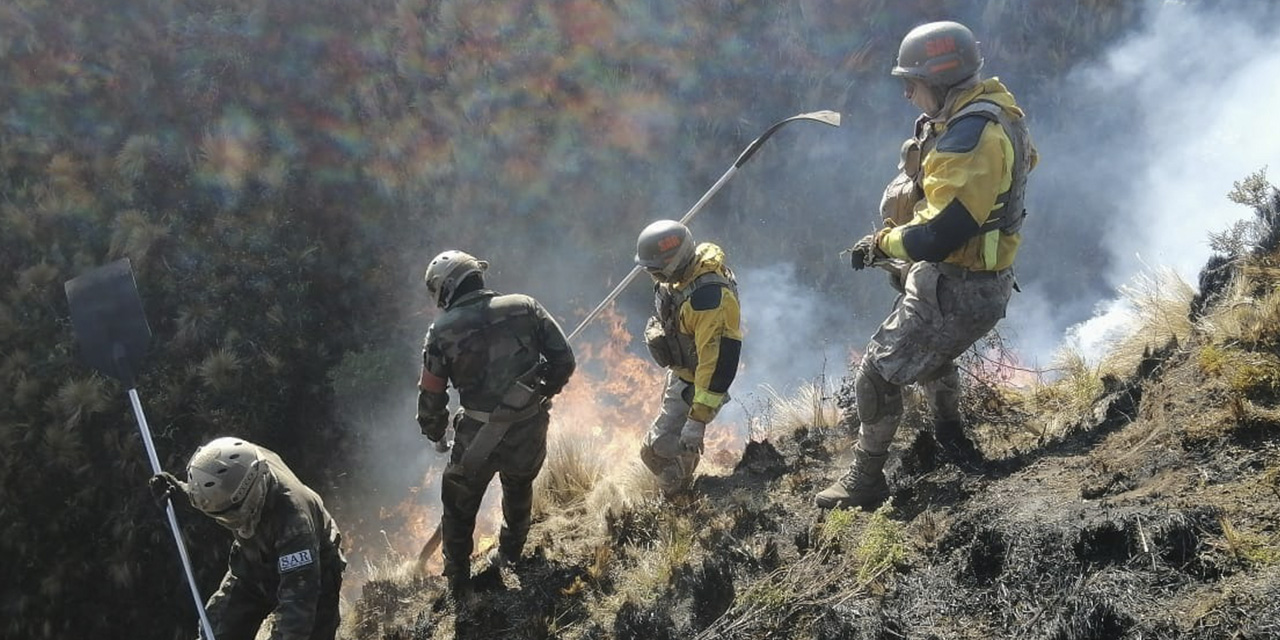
634,220,742,497
817,21,1038,509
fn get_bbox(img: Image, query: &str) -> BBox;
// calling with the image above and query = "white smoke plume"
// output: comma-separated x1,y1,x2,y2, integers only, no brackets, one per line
1011,2,1280,365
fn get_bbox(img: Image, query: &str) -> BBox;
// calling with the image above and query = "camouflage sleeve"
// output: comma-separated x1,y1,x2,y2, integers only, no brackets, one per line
417,325,450,436
268,522,326,640
204,545,265,639
533,300,575,395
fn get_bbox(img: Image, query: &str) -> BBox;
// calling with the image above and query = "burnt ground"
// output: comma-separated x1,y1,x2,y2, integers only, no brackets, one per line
345,337,1280,640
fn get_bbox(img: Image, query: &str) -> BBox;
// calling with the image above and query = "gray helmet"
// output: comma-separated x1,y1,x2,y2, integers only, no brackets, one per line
424,250,488,308
187,437,270,536
635,220,695,282
891,21,983,89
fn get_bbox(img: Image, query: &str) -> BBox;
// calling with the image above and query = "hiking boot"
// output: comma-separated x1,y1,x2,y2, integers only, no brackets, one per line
814,448,890,509
934,420,983,467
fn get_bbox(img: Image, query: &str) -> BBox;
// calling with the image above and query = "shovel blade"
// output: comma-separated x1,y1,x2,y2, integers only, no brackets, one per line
64,258,152,387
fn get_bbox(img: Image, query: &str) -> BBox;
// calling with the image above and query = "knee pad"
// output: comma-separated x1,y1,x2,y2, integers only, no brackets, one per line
920,363,961,421
855,359,902,424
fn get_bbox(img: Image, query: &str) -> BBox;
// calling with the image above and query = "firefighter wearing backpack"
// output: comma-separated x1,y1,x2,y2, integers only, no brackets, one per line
635,220,743,498
816,20,1038,510
416,250,576,598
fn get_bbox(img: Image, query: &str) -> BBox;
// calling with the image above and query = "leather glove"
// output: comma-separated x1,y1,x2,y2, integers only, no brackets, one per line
679,419,706,454
148,472,186,507
846,232,887,271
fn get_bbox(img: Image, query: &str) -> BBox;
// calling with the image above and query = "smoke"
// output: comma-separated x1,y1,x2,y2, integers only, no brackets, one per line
1008,1,1280,366
334,0,1280,596
717,263,862,437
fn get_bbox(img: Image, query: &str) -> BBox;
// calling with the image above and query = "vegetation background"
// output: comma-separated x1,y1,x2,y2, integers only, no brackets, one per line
1,0,1276,638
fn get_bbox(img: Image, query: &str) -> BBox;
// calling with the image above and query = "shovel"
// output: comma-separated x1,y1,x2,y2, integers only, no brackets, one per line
65,258,218,640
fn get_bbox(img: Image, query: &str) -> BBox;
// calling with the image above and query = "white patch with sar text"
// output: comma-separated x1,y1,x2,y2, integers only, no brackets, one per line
277,549,314,573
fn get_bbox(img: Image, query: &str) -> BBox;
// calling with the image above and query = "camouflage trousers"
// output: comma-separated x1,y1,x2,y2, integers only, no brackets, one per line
639,371,702,494
856,262,1014,454
440,410,549,577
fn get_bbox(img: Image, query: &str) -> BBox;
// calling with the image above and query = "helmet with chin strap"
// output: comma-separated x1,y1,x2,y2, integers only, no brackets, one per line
891,21,983,89
187,437,271,537
635,220,695,283
424,250,488,308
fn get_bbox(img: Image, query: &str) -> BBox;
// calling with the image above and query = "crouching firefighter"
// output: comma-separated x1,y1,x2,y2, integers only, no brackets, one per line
817,20,1037,510
149,437,346,640
415,250,576,597
634,220,743,498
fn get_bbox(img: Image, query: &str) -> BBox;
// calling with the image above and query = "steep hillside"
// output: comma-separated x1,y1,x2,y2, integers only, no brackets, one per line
343,183,1280,639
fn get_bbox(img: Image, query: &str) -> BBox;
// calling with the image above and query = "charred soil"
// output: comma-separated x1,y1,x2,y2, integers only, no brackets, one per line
346,326,1280,640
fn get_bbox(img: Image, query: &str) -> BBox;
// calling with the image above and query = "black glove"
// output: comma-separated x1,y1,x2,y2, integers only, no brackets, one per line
847,233,884,271
417,390,447,442
148,472,186,507
535,379,560,398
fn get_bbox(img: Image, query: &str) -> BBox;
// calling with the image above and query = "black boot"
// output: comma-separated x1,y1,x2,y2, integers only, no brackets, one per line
934,420,983,467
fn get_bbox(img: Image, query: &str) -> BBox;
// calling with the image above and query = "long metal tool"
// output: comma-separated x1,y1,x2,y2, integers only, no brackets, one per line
415,110,842,572
565,109,841,343
65,259,218,640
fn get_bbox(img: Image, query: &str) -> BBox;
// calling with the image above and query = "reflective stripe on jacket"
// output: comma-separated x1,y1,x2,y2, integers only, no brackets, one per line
661,243,742,417
881,77,1038,272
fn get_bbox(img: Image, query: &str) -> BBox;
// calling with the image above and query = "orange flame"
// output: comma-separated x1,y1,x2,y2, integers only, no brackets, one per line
340,304,747,600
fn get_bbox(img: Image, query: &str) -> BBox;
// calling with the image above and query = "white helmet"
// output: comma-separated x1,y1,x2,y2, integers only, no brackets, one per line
187,437,270,537
424,250,488,308
634,220,695,283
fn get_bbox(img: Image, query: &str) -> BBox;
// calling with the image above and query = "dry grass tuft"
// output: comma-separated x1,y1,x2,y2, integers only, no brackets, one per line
48,377,109,428
533,437,605,517
753,379,841,439
1100,267,1194,377
197,347,242,392
108,209,168,263
1200,279,1280,348
114,134,159,181
1016,345,1104,443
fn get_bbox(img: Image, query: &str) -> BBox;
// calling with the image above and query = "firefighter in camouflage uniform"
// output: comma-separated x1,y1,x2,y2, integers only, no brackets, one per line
816,21,1038,510
150,437,346,640
634,220,742,497
415,250,576,595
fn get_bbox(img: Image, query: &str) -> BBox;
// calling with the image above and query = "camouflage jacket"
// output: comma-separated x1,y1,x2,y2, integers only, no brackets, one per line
206,448,345,640
418,290,576,432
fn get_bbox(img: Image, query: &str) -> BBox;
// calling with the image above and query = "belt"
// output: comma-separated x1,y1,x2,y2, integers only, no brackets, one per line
935,262,1006,280
458,401,545,477
462,401,544,425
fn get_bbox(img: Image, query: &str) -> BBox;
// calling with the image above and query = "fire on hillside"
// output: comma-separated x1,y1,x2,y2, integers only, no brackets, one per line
338,305,747,601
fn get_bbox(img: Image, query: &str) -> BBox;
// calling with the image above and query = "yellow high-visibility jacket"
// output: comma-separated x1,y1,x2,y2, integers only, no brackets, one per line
665,243,742,422
880,78,1038,272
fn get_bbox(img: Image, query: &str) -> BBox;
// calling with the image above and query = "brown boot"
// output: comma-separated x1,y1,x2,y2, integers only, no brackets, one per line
814,447,890,509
